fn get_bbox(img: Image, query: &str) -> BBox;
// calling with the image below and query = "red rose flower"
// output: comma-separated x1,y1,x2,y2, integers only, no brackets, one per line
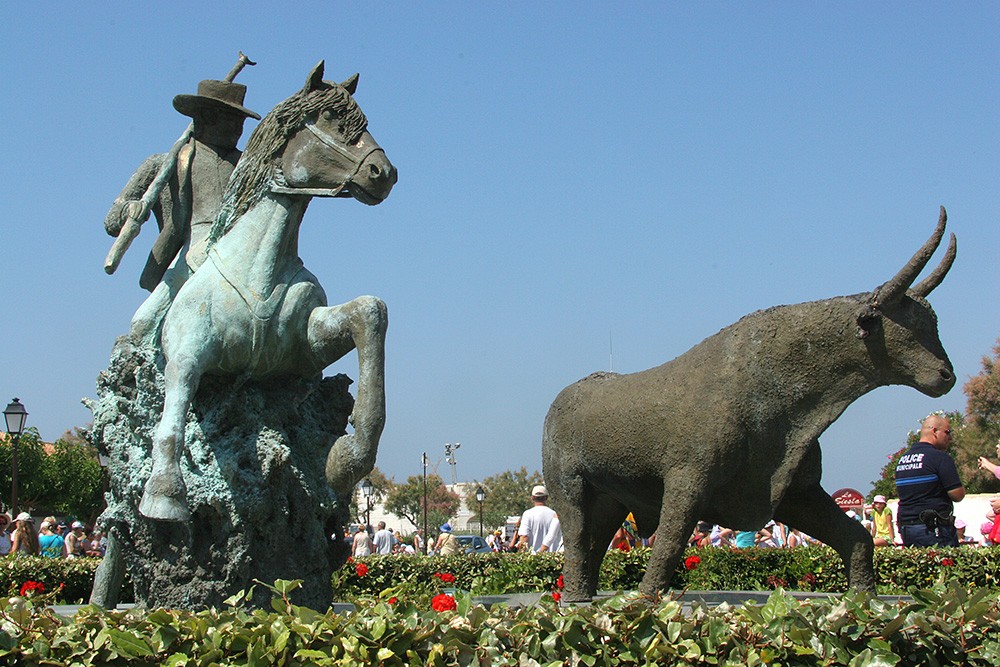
434,572,456,584
347,556,354,563
431,594,457,612
941,558,955,567
388,596,398,604
557,575,564,589
355,562,369,577
552,591,561,602
684,555,701,570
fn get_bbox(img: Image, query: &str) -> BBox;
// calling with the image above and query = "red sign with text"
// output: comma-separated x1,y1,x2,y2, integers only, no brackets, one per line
831,488,864,513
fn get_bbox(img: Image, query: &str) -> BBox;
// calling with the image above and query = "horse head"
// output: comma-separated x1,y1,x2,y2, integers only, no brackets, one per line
278,61,397,205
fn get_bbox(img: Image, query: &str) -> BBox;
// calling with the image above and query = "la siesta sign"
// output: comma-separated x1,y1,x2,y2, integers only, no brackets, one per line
831,488,865,514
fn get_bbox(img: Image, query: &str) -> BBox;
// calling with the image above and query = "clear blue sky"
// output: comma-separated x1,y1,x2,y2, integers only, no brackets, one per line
1,4,998,497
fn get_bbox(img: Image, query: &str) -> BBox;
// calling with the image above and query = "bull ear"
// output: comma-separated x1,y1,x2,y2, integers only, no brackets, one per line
305,61,326,92
341,73,359,95
873,206,947,306
856,308,882,340
911,232,956,298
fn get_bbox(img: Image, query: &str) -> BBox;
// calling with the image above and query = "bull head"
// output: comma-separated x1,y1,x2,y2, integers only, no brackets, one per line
855,207,956,396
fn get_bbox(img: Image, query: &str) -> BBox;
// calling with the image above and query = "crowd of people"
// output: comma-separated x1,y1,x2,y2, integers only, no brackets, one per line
348,423,1000,560
0,512,106,558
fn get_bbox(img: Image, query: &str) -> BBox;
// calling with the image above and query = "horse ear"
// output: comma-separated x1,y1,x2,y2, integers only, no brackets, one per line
305,61,326,92
341,73,359,95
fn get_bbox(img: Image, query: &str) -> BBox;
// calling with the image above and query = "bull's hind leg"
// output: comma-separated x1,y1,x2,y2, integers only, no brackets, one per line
774,483,876,591
307,296,388,495
549,473,625,602
587,495,629,593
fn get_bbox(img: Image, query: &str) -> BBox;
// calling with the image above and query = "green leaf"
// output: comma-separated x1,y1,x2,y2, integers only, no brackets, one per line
371,616,386,641
274,579,303,596
106,628,153,658
164,652,190,667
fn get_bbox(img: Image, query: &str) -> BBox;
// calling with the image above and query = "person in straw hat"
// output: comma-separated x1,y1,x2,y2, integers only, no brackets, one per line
105,75,260,343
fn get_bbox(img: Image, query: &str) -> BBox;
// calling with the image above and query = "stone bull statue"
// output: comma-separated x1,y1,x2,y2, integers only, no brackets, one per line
542,208,956,601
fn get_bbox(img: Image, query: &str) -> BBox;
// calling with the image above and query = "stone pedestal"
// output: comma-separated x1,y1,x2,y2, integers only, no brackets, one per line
89,337,355,610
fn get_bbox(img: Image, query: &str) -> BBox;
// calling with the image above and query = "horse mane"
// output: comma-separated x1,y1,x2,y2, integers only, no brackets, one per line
208,80,368,246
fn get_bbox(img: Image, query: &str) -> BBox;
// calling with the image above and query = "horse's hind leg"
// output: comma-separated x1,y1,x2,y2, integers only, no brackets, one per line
138,351,205,521
307,295,387,495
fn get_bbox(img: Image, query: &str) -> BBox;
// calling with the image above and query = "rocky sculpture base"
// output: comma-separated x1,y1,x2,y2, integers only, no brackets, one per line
89,336,355,610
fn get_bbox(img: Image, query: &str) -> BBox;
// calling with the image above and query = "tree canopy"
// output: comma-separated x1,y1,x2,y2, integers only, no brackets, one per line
0,426,105,523
383,473,459,531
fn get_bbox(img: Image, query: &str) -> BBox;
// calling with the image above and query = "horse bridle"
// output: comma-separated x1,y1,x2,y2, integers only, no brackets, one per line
271,119,384,198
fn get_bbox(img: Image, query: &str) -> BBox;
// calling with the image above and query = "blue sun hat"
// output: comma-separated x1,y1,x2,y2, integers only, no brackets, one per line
439,523,453,533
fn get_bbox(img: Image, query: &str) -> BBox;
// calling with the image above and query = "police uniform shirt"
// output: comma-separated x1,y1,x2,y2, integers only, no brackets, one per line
894,441,962,524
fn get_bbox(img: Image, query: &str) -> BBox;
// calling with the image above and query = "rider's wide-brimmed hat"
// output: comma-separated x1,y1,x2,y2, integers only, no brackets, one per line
173,80,261,120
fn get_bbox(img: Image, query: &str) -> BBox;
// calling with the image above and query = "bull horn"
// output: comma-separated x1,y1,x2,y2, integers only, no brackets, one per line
873,206,947,306
911,232,956,297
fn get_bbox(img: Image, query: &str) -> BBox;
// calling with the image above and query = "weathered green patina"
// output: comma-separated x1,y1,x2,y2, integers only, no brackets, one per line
91,60,396,609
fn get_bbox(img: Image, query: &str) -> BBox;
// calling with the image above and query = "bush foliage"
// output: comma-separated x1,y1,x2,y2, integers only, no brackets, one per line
0,578,998,665
0,555,108,604
335,546,1000,604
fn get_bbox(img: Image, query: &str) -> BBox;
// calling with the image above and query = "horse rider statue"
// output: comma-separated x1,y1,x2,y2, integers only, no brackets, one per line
103,54,260,347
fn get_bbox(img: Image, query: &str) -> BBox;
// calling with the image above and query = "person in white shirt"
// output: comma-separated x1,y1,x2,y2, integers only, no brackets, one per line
539,513,563,553
517,485,557,553
352,525,373,557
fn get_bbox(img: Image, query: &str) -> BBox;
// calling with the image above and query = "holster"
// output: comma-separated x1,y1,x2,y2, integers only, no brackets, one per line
918,509,953,530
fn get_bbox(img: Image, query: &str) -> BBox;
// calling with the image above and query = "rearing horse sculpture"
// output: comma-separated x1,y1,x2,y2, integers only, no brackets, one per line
139,61,397,521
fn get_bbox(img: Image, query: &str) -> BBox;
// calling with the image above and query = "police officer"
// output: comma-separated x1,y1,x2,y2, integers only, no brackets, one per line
894,414,965,547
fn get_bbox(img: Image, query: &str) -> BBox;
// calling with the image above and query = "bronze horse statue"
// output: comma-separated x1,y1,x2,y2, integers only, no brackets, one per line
139,61,397,521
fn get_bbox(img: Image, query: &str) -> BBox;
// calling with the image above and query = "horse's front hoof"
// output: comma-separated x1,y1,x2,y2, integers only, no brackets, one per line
139,489,191,522
139,469,190,522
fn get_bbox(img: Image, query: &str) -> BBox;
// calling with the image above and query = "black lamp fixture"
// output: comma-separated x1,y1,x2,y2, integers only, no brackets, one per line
359,477,374,526
475,485,486,538
4,398,28,516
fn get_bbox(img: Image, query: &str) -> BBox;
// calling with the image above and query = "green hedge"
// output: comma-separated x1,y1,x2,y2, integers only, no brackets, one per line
1,579,998,665
335,546,1000,604
0,555,108,604
2,546,995,608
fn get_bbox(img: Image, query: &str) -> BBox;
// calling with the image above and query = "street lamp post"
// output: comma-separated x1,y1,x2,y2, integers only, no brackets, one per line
475,485,485,538
4,398,28,516
359,478,374,526
421,453,428,554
